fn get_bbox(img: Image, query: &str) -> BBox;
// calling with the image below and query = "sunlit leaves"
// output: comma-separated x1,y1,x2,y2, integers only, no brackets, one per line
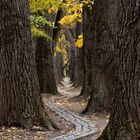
31,26,53,41
30,0,57,40
30,15,54,28
29,0,92,45
30,0,63,14
30,0,49,13
56,46,61,53
59,15,77,27
83,0,94,5
58,0,95,27
54,34,69,65
75,34,83,48
59,1,82,27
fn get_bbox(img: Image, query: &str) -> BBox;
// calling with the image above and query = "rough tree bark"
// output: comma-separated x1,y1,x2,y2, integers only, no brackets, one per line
73,23,83,87
98,0,140,139
79,4,94,100
53,8,65,84
54,52,64,84
82,0,117,113
35,14,59,95
68,46,76,83
64,28,76,83
73,47,83,87
0,0,55,129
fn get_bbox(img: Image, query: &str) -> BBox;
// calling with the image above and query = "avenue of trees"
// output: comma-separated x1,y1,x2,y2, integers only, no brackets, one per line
0,0,139,139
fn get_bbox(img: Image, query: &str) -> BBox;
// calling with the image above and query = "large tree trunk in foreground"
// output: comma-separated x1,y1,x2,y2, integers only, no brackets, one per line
98,0,140,139
0,0,54,129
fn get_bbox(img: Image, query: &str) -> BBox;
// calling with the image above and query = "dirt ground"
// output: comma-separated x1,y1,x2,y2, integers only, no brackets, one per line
0,100,74,140
55,93,109,140
55,81,109,140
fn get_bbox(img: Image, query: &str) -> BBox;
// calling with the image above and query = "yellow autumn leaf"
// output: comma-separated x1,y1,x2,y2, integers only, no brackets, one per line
75,34,83,48
56,46,61,53
59,14,77,26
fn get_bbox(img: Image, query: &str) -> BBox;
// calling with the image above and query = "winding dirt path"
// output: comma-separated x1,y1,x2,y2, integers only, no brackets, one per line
46,77,99,140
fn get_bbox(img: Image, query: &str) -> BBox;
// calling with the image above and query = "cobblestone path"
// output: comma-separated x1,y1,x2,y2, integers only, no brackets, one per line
46,97,98,140
46,96,98,139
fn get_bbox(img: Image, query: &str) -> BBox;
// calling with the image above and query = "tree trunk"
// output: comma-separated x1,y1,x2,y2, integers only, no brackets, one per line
35,14,59,95
73,23,83,87
79,4,94,100
64,25,83,87
82,0,117,113
54,52,64,84
98,0,140,139
0,0,54,129
73,47,83,87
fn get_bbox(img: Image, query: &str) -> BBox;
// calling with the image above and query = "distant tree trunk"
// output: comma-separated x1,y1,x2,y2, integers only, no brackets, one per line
73,47,83,87
35,14,59,95
0,0,54,129
82,0,117,113
54,52,64,84
64,28,76,84
53,9,65,84
73,23,83,87
98,0,140,139
68,46,76,83
65,25,83,87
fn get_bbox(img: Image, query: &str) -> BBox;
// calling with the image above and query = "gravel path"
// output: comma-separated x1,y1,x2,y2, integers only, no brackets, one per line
46,78,98,140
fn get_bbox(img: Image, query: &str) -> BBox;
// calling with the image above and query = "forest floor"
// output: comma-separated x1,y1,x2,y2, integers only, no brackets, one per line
54,77,109,140
0,77,109,140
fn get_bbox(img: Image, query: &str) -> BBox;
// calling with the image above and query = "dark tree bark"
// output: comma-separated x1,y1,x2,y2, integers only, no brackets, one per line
53,8,64,44
35,14,59,95
79,4,94,100
0,0,54,129
54,52,64,84
68,46,76,83
73,23,83,87
64,27,75,83
53,8,65,85
82,0,117,113
73,47,83,87
98,0,140,139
